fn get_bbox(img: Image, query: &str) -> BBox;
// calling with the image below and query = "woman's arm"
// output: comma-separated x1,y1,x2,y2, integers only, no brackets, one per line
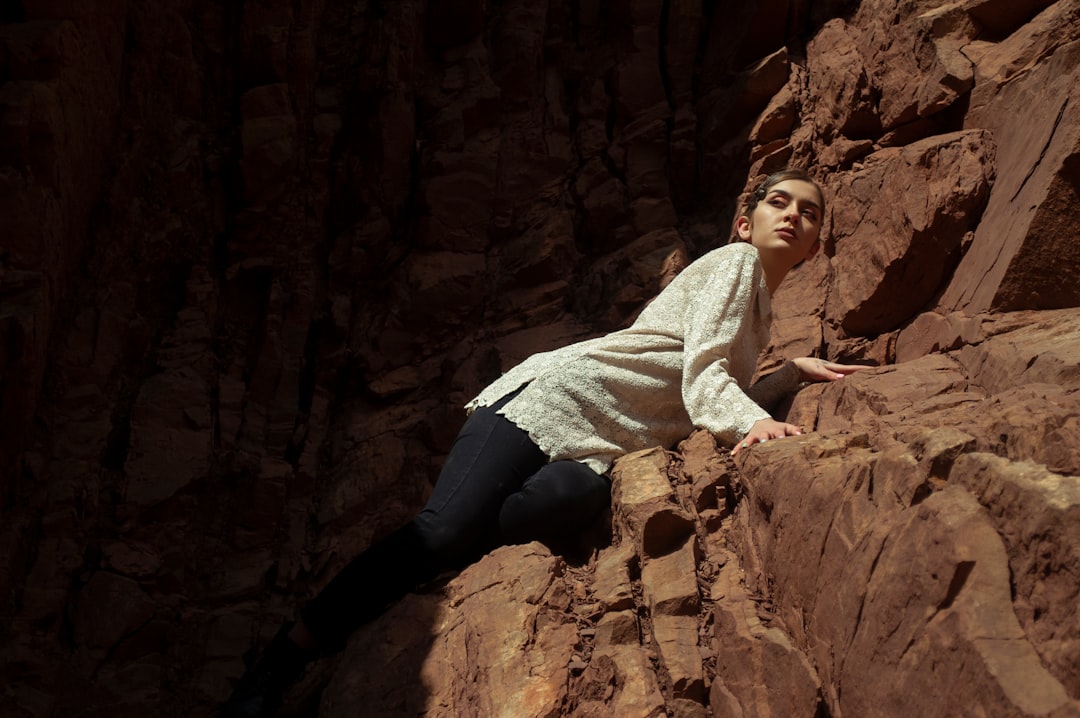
732,358,868,455
679,247,774,444
745,358,867,410
745,361,801,411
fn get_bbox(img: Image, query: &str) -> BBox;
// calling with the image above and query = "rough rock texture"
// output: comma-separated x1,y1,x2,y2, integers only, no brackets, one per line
1,0,1079,717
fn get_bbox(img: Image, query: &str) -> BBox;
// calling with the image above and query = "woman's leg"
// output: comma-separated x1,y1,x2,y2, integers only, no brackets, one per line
299,392,546,648
222,392,546,717
498,459,611,548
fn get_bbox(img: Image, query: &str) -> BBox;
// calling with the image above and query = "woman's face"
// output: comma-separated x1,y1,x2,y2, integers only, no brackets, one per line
737,179,824,265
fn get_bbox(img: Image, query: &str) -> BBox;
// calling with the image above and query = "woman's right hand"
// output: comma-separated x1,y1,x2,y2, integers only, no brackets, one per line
730,417,803,456
792,357,867,382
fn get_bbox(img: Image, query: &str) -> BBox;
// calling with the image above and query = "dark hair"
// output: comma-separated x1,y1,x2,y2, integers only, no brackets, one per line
740,167,825,218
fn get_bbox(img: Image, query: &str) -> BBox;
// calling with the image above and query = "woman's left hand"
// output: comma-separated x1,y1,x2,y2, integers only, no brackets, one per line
792,357,868,382
731,418,803,456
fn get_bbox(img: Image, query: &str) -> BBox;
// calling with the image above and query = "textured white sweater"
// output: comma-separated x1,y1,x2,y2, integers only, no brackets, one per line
465,242,776,475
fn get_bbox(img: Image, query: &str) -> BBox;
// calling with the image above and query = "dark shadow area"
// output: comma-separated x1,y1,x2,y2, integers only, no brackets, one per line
1,0,25,23
280,591,441,717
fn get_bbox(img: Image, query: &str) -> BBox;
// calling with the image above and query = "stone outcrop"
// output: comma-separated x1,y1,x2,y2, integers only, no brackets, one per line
322,310,1080,717
1,1,1078,717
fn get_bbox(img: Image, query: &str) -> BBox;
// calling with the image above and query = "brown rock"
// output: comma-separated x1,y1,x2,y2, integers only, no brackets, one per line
5,2,1080,717
743,309,1080,712
240,85,298,204
593,543,635,613
858,1,978,129
574,646,667,717
894,310,983,363
321,543,578,717
709,559,823,718
951,452,1080,696
941,36,1080,313
840,487,1071,716
966,0,1060,39
807,19,880,143
420,153,498,252
651,614,704,703
953,309,1080,394
827,130,995,335
124,369,213,506
594,610,639,647
642,535,700,617
72,571,156,651
612,447,697,560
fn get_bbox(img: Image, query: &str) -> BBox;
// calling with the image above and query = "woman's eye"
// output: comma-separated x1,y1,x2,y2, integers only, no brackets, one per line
802,209,818,220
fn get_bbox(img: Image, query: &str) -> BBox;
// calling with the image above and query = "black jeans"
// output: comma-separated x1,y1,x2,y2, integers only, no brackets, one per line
300,390,611,648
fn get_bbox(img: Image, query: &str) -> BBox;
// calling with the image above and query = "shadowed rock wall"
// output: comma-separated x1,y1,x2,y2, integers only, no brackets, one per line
1,0,1078,716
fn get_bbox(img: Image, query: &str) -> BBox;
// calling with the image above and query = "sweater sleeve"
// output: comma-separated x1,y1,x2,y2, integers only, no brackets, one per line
680,247,772,443
746,361,802,412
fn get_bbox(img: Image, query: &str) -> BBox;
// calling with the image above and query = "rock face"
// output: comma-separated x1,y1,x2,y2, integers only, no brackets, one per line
1,1,1078,717
320,310,1080,718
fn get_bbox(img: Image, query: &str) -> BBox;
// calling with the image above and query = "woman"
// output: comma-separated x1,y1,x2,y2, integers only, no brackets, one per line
220,167,864,717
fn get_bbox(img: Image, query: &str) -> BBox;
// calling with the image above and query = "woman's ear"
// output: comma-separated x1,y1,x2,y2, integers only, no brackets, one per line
735,215,752,241
806,239,821,259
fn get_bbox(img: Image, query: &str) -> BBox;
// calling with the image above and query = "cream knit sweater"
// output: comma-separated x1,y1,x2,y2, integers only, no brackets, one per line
465,242,782,475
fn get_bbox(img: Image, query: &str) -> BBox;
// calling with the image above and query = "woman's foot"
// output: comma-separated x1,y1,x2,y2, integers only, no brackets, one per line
219,623,315,718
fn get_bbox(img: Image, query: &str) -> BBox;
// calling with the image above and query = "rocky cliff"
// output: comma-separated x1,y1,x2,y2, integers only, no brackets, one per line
1,0,1078,716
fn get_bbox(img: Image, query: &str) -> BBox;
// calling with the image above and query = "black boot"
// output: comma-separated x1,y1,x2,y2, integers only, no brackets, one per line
220,623,314,718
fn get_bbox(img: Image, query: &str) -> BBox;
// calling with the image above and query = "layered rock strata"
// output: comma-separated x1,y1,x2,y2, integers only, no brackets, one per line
1,0,1078,716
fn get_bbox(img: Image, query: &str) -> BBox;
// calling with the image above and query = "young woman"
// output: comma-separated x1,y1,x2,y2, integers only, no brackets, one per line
220,167,864,717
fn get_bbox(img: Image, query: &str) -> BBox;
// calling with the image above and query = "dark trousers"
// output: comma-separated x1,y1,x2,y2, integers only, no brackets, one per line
300,391,611,648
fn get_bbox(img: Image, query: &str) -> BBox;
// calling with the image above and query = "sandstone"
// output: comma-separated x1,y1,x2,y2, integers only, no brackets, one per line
710,560,823,718
72,571,156,650
611,448,699,561
651,614,705,702
894,309,984,362
942,36,1080,314
841,487,1071,716
101,541,162,579
612,448,676,513
953,309,1080,394
807,19,880,143
4,1,1080,717
749,84,797,147
662,0,704,105
642,535,700,617
420,161,497,252
123,369,213,506
965,0,1060,38
827,130,995,335
950,452,1080,696
613,39,668,123
592,543,635,612
574,646,666,718
240,86,298,204
858,0,978,128
321,543,577,718
594,610,639,647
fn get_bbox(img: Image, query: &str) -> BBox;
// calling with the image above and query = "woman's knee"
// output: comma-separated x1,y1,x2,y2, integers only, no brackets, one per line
499,461,611,537
550,462,611,510
410,513,482,564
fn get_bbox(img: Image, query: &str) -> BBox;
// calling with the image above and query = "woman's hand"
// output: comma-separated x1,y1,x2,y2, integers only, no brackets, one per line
792,357,867,382
732,360,868,455
730,418,803,456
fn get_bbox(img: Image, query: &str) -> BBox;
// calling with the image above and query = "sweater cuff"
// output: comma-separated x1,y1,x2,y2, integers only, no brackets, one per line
746,361,801,412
